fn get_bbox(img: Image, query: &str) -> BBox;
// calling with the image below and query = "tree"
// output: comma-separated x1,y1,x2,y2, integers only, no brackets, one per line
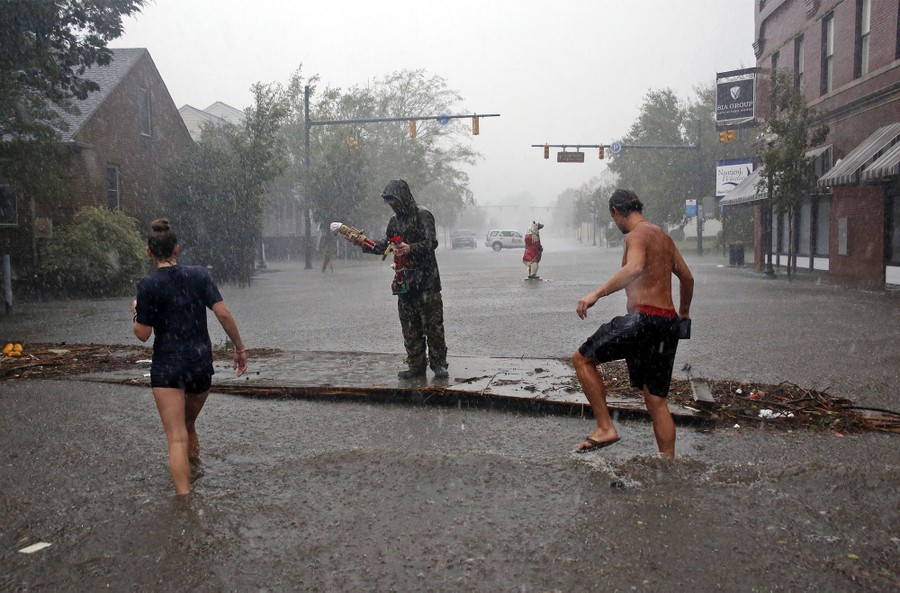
0,0,147,141
757,70,829,279
607,89,696,227
607,86,757,233
284,69,479,244
37,206,146,297
163,83,288,285
0,0,146,243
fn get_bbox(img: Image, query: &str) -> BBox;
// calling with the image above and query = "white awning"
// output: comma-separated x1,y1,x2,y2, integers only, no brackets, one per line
861,141,900,182
818,123,900,187
719,167,765,206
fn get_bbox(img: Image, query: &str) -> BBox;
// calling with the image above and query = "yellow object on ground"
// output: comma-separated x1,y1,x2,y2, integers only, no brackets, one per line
3,343,23,357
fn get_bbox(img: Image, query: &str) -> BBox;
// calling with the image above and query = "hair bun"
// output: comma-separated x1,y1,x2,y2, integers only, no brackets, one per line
150,218,170,232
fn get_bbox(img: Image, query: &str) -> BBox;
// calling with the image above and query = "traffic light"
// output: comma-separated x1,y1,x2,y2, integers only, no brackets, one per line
599,145,605,159
719,129,736,143
472,116,479,135
409,120,417,139
544,144,549,159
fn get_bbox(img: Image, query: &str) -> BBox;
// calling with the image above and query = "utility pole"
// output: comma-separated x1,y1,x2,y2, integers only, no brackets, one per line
303,85,312,269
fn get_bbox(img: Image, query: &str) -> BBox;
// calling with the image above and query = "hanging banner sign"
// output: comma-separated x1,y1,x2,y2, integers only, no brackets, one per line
716,157,754,197
716,69,757,123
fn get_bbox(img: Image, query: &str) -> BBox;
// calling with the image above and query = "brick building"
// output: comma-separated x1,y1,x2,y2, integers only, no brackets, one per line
754,0,900,288
0,48,193,278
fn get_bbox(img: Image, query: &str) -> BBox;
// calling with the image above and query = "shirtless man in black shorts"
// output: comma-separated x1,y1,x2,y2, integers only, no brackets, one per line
572,189,693,458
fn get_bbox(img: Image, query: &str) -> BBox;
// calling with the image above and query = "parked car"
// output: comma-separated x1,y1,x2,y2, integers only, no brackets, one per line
485,229,525,251
450,229,478,249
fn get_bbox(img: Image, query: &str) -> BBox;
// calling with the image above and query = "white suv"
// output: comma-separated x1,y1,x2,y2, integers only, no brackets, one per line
485,229,525,251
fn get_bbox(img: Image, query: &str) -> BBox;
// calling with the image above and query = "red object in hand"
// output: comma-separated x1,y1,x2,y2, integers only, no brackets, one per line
389,236,410,295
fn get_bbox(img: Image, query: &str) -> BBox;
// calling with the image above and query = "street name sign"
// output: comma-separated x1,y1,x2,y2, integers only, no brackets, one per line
557,151,585,163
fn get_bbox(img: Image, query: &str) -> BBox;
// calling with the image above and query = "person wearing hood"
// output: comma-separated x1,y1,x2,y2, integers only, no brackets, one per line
362,179,449,380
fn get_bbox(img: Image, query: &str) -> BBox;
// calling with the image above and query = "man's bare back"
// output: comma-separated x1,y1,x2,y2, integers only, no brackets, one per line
622,221,681,313
576,213,692,320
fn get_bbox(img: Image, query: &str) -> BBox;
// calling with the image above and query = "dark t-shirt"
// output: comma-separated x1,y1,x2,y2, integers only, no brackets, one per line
135,265,223,376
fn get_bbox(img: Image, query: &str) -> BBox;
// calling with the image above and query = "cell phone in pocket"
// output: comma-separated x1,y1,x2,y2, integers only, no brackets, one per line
677,318,691,340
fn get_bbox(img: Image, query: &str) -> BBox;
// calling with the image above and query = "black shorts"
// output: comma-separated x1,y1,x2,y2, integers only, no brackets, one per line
150,369,213,394
578,311,679,398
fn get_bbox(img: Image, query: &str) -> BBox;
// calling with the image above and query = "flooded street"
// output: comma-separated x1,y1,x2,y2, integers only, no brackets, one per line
4,239,899,409
1,241,899,590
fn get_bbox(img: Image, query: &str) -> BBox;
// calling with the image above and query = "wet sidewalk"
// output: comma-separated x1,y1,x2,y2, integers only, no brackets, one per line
76,350,706,420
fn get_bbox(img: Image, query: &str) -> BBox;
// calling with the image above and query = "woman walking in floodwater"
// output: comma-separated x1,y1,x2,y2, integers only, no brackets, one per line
132,218,247,495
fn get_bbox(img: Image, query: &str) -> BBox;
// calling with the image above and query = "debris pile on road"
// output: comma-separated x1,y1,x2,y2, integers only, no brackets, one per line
0,343,276,381
592,360,899,434
2,344,897,433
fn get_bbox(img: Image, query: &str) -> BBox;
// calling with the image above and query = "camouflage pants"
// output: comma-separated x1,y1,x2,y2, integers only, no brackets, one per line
397,291,448,370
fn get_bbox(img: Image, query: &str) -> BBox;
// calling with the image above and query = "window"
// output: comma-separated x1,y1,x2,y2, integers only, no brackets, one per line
815,198,830,256
794,35,805,90
821,13,834,94
0,184,17,226
896,3,900,59
106,165,120,210
889,196,900,265
139,87,151,136
771,50,780,113
799,199,812,256
856,0,871,77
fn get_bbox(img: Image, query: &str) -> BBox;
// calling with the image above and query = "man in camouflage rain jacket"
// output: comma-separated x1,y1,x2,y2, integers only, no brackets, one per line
363,179,449,380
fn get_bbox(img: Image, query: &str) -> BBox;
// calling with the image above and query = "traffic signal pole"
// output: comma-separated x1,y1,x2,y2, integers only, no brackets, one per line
300,84,499,269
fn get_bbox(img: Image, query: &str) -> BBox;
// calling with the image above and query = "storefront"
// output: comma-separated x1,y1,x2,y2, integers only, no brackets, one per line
818,123,900,288
719,145,832,275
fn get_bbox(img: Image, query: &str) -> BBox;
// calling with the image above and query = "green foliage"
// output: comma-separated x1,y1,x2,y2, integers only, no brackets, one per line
37,207,147,297
607,85,757,228
721,205,755,247
163,83,288,284
0,139,71,211
0,0,147,141
757,71,830,218
607,89,695,226
757,70,829,278
281,68,478,237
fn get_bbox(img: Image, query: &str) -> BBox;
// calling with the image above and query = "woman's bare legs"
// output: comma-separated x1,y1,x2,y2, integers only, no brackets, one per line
185,391,209,466
153,387,191,494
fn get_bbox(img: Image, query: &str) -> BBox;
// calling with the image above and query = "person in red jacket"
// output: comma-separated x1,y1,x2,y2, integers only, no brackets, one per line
523,221,544,280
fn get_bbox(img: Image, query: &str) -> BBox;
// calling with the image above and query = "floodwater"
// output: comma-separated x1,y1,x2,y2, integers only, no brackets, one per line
4,238,898,409
1,240,898,590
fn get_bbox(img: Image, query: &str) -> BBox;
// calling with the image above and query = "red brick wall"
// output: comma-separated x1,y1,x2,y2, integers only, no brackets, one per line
756,0,900,287
829,184,885,286
61,51,193,221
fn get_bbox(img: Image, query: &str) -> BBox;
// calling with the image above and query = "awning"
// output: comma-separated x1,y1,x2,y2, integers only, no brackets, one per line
719,167,765,206
818,123,900,187
861,141,900,182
